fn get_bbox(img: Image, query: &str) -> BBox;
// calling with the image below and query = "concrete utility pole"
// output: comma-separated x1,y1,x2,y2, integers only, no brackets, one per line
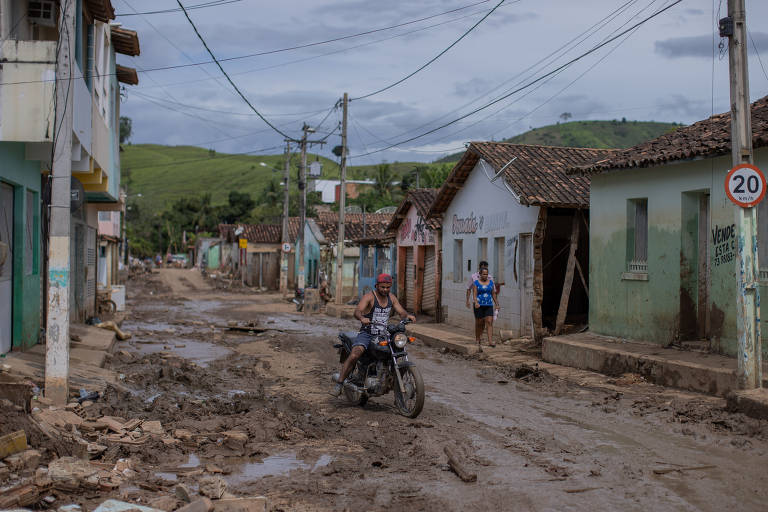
46,0,76,405
335,94,349,305
298,124,310,290
726,0,761,389
280,140,291,297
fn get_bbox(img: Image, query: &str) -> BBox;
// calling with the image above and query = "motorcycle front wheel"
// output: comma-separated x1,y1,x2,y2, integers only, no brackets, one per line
394,365,425,418
344,368,368,407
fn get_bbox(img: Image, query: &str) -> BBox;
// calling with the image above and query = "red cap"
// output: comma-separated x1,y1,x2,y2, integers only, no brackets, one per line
376,273,393,284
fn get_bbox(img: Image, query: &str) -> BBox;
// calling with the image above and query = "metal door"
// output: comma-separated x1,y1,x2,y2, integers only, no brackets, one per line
86,226,97,318
404,247,415,310
0,183,13,353
422,246,436,314
519,234,533,337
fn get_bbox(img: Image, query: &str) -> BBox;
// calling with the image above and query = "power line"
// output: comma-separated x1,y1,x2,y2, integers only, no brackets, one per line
352,0,509,101
174,0,294,140
116,0,242,16
349,0,682,158
0,2,495,88
135,5,494,91
124,144,284,171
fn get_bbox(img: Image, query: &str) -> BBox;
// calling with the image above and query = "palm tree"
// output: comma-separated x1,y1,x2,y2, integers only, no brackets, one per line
373,164,395,199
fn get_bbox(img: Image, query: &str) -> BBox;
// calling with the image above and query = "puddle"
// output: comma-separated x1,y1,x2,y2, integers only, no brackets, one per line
180,454,200,468
131,338,232,367
154,472,178,482
225,452,333,485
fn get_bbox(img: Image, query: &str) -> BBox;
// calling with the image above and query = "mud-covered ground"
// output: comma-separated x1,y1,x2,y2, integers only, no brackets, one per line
6,268,768,511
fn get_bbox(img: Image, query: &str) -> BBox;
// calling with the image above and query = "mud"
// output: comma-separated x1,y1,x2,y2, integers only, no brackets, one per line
5,269,768,511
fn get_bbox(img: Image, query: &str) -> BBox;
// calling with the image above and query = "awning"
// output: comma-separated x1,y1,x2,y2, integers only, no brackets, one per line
84,0,115,22
111,27,140,56
116,65,138,85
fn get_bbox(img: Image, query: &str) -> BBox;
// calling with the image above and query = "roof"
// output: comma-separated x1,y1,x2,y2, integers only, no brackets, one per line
84,0,115,22
111,26,140,56
429,142,617,216
315,211,394,244
386,188,439,233
218,217,302,244
116,65,138,85
570,95,768,175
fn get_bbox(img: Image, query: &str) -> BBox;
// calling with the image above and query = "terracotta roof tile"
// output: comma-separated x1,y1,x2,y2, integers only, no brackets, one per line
570,95,768,175
218,217,302,244
429,142,616,216
315,212,394,243
387,189,439,233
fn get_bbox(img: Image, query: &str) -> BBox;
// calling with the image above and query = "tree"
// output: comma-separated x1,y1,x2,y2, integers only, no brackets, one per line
373,164,395,199
119,116,132,144
559,112,572,122
422,163,452,188
218,190,256,224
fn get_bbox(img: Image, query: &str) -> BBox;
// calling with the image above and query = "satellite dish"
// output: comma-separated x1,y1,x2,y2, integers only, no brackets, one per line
345,205,362,214
490,157,517,183
375,206,397,214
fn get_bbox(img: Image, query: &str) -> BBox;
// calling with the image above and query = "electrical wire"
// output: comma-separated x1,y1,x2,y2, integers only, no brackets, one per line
174,0,294,140
0,2,495,88
352,0,509,101
116,0,242,16
749,31,768,84
348,0,682,158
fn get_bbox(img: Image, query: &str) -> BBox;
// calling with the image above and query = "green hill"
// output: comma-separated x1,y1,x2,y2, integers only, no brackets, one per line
434,120,682,163
120,144,445,214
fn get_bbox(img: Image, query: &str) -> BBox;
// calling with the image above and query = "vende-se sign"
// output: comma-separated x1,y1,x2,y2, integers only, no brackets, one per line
725,163,766,208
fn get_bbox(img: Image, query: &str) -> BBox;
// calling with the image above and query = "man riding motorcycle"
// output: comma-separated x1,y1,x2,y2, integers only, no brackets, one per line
330,273,416,396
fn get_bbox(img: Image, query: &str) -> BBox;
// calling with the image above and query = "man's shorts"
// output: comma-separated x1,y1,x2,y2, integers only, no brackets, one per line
352,331,376,350
474,305,494,319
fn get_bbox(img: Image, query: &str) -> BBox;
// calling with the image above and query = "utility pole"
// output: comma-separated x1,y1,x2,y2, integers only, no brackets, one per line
46,0,75,405
280,140,291,297
298,125,310,290
726,0,761,389
335,94,348,305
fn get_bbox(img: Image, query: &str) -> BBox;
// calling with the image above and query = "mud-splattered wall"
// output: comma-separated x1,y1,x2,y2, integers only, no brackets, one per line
588,148,768,357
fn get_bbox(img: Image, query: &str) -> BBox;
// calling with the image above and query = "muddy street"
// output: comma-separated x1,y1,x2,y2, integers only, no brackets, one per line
5,268,768,511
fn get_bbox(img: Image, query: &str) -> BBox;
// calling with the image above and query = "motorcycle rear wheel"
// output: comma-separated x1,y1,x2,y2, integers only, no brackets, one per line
394,366,425,418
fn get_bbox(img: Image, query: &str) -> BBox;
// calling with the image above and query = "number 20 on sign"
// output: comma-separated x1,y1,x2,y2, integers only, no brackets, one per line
725,163,767,208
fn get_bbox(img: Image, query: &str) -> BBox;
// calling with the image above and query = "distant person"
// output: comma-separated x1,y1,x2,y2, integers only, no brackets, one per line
319,278,333,305
466,261,493,309
472,267,499,351
155,254,162,268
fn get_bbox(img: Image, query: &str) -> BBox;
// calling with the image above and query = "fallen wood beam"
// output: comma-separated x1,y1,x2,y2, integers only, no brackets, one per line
554,213,580,335
652,464,715,475
0,430,27,459
444,446,477,483
574,258,588,296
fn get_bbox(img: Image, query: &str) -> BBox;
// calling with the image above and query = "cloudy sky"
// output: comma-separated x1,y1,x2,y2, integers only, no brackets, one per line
115,0,768,165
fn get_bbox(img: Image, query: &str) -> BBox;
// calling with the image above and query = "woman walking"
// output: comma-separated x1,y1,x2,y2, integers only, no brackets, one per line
472,267,499,351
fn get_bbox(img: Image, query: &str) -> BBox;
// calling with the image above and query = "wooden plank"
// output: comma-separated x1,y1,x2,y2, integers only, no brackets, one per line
554,213,580,335
574,258,588,295
532,209,548,342
444,446,477,483
0,430,27,459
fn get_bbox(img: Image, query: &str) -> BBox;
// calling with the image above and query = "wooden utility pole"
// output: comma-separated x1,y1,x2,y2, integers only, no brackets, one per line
335,94,348,305
726,0,761,389
280,140,291,297
46,0,76,405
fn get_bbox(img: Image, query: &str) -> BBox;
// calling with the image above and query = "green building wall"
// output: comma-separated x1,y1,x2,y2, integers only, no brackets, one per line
0,142,42,350
589,149,768,357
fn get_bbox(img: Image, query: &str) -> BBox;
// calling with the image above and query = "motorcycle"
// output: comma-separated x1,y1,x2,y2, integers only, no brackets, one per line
334,319,425,418
292,287,304,312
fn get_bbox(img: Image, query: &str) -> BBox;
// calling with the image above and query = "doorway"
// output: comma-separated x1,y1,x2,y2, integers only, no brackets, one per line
680,191,710,340
518,233,533,337
1,183,14,353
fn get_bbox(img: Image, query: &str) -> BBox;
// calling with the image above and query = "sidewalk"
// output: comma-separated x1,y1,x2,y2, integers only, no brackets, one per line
542,332,768,397
0,322,123,405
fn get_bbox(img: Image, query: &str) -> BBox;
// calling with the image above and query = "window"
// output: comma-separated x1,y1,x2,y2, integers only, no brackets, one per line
627,198,648,272
493,237,505,282
477,238,488,266
98,211,110,222
25,191,37,276
760,198,768,279
453,239,463,282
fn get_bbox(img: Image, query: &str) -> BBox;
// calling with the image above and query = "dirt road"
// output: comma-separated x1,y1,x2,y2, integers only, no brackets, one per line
11,268,768,511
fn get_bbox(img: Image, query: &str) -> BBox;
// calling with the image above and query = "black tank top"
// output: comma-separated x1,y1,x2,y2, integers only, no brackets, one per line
362,292,393,334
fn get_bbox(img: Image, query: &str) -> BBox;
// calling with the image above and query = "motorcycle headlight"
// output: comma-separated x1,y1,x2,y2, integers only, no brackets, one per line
394,333,407,348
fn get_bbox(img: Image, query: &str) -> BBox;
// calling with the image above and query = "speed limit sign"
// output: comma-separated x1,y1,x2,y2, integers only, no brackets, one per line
725,163,766,208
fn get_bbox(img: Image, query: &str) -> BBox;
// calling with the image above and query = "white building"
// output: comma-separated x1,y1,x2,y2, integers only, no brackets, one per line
429,142,616,339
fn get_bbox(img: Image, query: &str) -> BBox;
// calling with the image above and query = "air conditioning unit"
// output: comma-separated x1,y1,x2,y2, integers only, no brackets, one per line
28,1,57,27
